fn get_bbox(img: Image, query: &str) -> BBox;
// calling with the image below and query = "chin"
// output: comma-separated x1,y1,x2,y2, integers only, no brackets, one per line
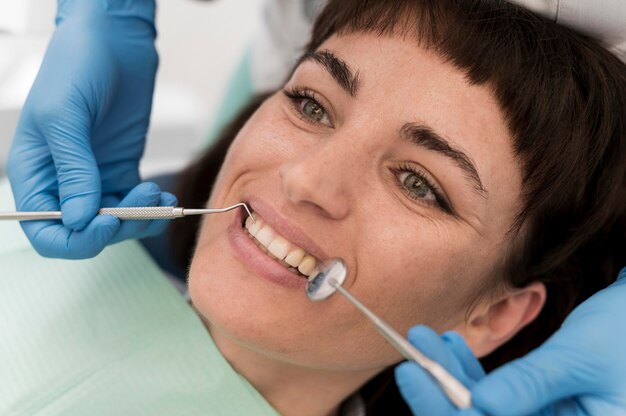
187,255,396,371
187,243,312,353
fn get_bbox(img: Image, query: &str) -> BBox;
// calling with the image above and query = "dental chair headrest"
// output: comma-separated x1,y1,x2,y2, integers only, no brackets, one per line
509,0,626,63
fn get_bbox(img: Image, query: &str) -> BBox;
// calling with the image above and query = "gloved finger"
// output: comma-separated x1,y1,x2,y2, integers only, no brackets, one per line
10,144,117,260
44,108,102,232
8,120,61,213
107,184,177,244
396,362,486,415
100,194,122,208
441,332,485,380
396,361,457,416
458,409,486,416
471,343,584,416
406,326,471,383
101,187,176,242
106,182,161,243
137,191,177,239
23,215,120,259
99,158,142,195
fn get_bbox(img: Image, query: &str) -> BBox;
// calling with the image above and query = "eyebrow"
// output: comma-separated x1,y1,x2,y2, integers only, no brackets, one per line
400,123,488,197
297,50,361,97
297,52,486,197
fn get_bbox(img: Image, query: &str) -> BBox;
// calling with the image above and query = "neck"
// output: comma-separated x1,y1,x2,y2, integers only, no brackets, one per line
208,326,380,416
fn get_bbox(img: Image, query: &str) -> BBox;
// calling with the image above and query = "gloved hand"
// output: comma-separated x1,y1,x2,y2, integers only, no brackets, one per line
7,0,168,259
395,268,626,416
395,326,485,416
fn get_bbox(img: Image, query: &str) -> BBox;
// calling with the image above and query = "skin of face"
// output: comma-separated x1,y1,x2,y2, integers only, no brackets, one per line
188,32,525,375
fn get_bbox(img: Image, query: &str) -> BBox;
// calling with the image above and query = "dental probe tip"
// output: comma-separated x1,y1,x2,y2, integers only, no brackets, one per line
241,203,256,223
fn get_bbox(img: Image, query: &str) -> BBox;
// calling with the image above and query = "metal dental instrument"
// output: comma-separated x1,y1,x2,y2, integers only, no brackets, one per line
306,258,472,410
0,203,255,222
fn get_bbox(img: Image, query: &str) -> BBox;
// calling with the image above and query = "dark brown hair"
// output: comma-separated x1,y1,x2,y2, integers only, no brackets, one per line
172,0,626,413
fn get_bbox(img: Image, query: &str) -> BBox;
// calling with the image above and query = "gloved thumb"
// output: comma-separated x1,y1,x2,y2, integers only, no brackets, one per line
47,121,101,231
471,344,583,415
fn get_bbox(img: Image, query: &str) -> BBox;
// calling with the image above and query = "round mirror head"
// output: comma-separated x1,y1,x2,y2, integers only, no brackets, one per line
306,258,347,301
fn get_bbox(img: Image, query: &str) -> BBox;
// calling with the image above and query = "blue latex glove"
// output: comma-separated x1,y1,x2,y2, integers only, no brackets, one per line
395,268,626,416
7,0,170,259
395,326,485,416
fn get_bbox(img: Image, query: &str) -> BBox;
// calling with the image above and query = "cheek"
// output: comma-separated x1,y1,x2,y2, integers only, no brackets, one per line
354,216,486,333
228,100,297,160
203,111,290,214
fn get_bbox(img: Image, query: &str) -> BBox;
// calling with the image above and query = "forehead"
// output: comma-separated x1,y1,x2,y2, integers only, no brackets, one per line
317,33,502,136
308,32,523,232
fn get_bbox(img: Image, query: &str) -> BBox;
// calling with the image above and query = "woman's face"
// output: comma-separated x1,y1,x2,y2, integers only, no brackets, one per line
189,32,523,372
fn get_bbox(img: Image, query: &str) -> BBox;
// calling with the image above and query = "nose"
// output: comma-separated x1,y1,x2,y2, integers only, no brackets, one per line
278,141,354,220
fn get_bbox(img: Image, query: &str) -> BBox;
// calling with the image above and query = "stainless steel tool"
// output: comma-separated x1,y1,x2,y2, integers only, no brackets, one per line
0,203,254,222
306,258,472,409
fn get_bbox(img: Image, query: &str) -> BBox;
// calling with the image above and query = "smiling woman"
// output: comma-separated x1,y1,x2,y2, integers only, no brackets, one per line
166,0,626,414
5,0,625,415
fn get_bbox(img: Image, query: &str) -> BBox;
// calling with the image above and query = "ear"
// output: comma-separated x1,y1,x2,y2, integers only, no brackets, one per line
456,282,546,358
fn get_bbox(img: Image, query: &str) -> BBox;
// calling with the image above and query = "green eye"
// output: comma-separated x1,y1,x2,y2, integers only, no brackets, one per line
282,87,333,127
394,164,454,214
302,99,326,122
398,171,437,202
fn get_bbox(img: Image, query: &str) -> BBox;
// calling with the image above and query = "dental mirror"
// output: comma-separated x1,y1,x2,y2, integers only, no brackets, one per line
306,258,472,409
305,258,347,301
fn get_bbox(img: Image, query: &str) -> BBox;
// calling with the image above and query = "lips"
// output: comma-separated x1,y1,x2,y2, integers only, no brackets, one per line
227,198,327,289
248,197,329,262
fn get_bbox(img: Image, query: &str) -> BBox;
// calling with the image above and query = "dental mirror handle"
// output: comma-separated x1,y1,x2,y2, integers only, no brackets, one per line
329,279,472,409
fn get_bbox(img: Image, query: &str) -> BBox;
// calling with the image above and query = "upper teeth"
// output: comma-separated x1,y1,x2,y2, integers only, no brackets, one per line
245,215,319,276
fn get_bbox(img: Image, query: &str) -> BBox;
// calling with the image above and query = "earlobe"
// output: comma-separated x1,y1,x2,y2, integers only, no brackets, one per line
461,282,547,357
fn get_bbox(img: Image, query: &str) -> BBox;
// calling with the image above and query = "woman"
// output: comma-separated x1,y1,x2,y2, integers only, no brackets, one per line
170,0,626,413
2,0,625,414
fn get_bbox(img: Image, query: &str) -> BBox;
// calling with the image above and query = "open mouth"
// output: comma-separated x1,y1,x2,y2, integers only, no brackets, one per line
242,211,320,279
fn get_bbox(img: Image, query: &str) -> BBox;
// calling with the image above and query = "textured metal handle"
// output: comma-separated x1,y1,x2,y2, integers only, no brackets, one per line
1,205,251,221
97,207,183,220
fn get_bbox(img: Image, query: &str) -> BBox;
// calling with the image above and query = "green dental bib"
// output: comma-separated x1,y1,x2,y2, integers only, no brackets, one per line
0,179,278,416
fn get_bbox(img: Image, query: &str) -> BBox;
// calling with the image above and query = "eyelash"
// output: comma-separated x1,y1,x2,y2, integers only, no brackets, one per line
282,87,332,127
394,162,453,214
282,87,453,215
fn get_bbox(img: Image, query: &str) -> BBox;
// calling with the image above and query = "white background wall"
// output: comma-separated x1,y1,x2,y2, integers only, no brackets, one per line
0,0,264,177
